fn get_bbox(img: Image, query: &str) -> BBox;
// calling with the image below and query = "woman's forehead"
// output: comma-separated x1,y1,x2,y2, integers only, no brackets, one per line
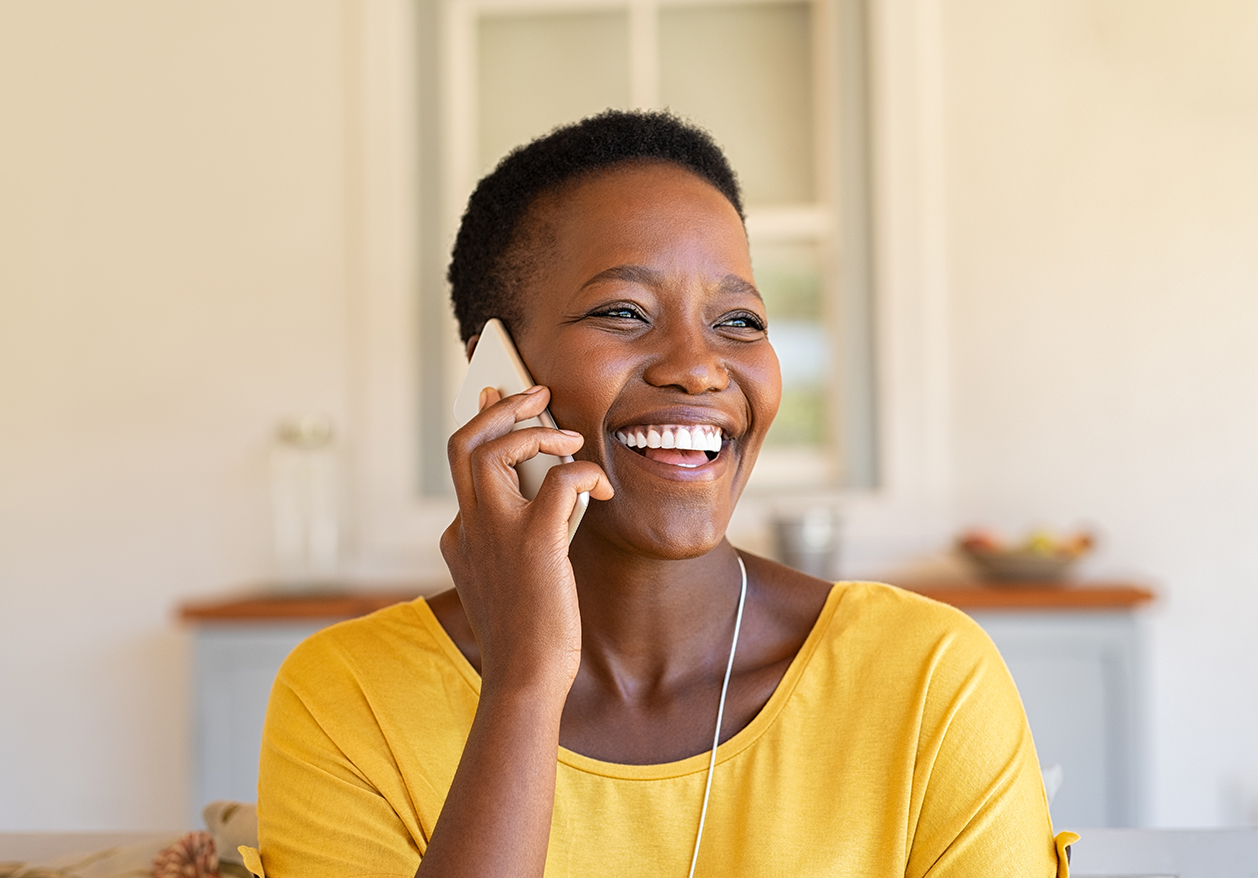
537,160,737,220
528,162,746,255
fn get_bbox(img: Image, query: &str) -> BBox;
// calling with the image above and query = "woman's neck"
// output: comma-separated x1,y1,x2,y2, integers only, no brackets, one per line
566,536,746,696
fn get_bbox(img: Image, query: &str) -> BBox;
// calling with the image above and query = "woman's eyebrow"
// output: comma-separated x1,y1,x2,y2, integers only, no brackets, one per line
718,274,763,301
579,265,664,290
580,266,762,301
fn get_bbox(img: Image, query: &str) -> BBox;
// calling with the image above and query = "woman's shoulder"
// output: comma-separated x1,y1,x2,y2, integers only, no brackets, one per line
830,579,983,634
768,581,1025,757
738,554,995,677
815,580,1004,678
276,596,474,697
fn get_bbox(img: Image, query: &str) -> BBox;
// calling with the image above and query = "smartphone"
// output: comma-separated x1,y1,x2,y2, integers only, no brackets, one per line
452,318,589,543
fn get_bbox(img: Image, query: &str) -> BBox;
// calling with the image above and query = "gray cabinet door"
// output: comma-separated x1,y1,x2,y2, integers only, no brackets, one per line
191,623,326,825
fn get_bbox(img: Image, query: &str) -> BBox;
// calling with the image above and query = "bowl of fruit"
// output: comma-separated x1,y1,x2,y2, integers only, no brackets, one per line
956,529,1094,584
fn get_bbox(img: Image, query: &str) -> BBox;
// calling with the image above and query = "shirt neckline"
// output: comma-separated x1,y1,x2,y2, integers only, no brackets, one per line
410,583,846,781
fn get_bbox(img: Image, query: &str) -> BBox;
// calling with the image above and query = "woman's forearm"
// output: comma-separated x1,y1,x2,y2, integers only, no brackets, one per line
415,678,568,878
421,384,602,876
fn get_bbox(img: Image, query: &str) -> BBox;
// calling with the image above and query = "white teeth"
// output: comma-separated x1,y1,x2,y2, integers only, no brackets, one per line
616,424,726,453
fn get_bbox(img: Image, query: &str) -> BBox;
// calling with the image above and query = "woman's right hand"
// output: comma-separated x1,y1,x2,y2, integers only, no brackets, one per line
418,386,612,878
440,385,613,698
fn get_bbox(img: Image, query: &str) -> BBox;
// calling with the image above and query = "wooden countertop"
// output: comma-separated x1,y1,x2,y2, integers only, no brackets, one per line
179,581,1154,622
179,588,427,622
898,582,1154,610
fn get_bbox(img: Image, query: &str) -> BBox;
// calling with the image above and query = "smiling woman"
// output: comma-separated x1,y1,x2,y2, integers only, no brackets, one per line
247,112,1073,878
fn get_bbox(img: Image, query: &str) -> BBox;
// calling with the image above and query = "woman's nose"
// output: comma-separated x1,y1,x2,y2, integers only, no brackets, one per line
641,325,729,394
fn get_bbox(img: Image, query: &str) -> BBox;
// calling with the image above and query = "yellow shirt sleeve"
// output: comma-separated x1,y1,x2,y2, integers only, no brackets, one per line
252,606,455,875
887,597,1065,876
255,675,420,878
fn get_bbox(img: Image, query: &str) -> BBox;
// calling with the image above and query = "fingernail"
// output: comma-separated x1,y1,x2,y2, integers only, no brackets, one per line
559,429,581,437
522,385,545,394
478,387,491,410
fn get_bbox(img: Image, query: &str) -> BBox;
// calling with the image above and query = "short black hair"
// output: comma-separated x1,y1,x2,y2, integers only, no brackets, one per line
447,109,744,344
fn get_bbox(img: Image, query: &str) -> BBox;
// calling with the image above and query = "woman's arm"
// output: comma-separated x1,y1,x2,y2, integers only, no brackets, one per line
413,675,566,877
415,386,612,878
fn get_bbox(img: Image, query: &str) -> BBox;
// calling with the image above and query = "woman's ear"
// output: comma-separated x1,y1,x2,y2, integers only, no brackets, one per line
465,335,480,361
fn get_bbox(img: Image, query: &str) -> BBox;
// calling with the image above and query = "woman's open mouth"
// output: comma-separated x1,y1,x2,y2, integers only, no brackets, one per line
613,424,724,468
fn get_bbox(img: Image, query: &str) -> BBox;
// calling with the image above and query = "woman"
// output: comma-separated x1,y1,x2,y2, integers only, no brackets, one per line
249,111,1074,877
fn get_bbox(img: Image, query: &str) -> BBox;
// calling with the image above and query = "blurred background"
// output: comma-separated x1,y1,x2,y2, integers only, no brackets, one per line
1,0,1256,833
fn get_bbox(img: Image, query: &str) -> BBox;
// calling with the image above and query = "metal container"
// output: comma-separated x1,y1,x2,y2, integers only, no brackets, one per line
772,506,840,580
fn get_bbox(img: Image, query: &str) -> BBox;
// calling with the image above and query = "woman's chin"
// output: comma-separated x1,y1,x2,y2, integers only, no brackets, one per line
571,444,757,559
573,501,732,562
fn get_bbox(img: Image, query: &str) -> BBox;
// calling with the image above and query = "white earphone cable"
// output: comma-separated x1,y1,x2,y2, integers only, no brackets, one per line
687,555,748,878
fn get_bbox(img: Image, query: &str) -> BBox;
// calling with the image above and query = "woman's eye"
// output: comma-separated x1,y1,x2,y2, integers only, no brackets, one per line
591,305,645,321
718,311,767,332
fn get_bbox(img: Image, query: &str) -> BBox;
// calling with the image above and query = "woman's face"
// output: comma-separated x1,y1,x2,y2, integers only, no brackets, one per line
509,161,781,559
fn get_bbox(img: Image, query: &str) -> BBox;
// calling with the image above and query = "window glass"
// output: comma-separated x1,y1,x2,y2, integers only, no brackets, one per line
478,11,632,176
659,2,816,206
752,239,832,449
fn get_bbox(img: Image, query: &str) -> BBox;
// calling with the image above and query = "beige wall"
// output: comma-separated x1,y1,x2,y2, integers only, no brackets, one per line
942,0,1258,825
0,2,351,828
1,0,1256,831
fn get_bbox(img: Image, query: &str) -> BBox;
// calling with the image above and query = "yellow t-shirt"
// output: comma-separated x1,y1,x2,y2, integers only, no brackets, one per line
250,582,1074,877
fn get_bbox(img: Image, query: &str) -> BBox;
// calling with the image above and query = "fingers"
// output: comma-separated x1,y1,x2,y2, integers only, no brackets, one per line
448,386,552,504
533,460,614,514
447,385,614,548
467,426,587,501
478,386,502,412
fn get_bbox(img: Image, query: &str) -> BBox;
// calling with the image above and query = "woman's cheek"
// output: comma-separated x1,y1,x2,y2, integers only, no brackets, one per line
751,346,783,429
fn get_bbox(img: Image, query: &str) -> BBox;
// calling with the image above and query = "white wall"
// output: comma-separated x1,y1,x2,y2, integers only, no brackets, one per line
0,2,351,829
940,0,1258,826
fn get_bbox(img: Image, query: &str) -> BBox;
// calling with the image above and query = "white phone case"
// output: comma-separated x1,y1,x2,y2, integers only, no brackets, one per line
453,319,589,542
